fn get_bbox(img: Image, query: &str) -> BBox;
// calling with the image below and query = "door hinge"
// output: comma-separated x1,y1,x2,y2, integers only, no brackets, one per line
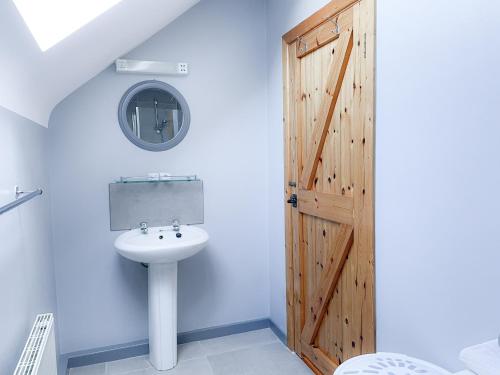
287,193,298,208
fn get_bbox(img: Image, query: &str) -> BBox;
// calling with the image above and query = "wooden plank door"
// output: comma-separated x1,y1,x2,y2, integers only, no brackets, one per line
282,1,375,373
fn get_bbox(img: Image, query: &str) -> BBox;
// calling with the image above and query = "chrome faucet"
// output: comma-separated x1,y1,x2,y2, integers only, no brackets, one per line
172,219,180,232
140,222,148,234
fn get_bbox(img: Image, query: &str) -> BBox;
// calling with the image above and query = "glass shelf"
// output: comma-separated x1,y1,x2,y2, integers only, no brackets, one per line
117,175,198,183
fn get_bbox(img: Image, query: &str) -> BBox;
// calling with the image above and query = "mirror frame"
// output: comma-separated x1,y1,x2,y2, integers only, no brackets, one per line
118,80,191,152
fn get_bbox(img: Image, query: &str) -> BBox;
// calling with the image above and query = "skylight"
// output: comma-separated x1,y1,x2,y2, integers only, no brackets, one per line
13,0,123,51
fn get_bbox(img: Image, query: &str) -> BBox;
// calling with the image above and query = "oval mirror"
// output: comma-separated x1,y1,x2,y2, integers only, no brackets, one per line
118,81,190,151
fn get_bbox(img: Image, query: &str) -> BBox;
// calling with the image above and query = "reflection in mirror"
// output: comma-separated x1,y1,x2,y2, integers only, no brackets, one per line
118,81,190,152
126,89,183,144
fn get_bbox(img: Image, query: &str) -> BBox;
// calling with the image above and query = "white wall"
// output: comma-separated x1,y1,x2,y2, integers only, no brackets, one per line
2,0,495,369
376,0,500,371
0,106,57,374
49,0,270,354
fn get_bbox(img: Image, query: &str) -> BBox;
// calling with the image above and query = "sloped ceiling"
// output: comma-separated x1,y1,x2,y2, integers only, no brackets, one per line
0,0,200,127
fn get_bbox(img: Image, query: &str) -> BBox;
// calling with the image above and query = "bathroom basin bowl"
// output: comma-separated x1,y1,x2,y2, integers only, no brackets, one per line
114,225,209,264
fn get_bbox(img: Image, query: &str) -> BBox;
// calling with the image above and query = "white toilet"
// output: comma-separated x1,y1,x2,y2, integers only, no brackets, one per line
334,339,500,375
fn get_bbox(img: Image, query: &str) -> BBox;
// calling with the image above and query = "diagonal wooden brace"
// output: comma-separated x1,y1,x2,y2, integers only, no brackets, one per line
300,30,353,190
301,224,354,345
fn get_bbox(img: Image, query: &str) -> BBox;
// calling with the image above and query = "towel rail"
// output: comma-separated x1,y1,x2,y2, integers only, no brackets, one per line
0,187,43,215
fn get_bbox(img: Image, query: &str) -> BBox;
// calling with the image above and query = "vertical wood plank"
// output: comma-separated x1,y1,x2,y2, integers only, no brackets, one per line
317,219,329,353
321,42,335,196
351,0,375,357
343,3,359,361
329,223,343,364
358,0,376,354
283,39,296,350
294,38,306,357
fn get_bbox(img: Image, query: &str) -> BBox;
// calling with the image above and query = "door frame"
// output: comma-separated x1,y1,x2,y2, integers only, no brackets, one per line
282,0,376,371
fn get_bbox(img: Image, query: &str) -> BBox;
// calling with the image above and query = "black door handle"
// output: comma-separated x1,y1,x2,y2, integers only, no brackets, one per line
287,194,297,208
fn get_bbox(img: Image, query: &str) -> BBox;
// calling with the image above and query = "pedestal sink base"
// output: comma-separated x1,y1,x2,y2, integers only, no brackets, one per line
114,225,209,371
148,262,177,371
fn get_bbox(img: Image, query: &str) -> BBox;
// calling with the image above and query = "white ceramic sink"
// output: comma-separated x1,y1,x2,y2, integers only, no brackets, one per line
114,225,209,264
114,224,208,371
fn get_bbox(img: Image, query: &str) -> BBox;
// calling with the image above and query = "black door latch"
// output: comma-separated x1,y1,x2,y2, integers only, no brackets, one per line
287,194,298,208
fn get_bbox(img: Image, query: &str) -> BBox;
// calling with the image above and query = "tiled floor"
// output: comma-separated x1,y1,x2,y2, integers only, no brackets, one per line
69,329,313,375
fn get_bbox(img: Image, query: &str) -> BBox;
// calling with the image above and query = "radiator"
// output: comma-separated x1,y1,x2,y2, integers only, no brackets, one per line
14,313,57,375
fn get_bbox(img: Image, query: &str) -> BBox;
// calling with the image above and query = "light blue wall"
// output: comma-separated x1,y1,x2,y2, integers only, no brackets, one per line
49,0,270,354
0,106,57,374
376,0,500,371
267,0,500,371
5,0,494,368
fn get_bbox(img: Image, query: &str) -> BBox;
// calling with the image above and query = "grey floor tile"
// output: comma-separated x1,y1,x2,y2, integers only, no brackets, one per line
69,363,106,375
199,329,278,356
146,358,214,375
178,341,206,362
69,330,312,375
207,342,313,375
106,355,151,374
120,369,154,375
